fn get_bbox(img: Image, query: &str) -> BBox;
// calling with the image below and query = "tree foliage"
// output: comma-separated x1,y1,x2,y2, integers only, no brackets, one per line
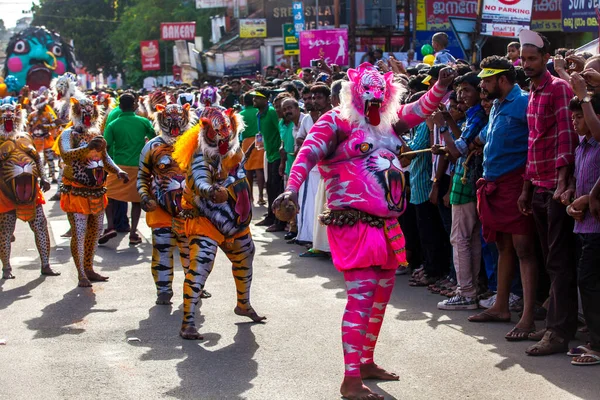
30,0,216,86
32,0,120,75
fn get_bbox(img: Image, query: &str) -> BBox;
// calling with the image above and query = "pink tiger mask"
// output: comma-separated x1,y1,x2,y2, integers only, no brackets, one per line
346,63,398,127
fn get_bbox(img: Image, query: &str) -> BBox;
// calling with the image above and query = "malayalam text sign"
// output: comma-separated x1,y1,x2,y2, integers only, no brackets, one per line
160,22,196,41
283,23,300,56
481,0,534,37
530,0,562,31
426,0,478,30
292,2,305,37
240,19,267,38
299,29,348,68
141,40,161,71
562,0,599,32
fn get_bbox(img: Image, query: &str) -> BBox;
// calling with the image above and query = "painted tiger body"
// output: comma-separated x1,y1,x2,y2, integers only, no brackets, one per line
58,96,125,287
138,103,194,304
0,103,57,279
172,106,264,339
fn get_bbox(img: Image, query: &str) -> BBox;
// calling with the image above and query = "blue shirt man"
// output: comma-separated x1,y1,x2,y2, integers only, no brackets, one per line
479,84,530,181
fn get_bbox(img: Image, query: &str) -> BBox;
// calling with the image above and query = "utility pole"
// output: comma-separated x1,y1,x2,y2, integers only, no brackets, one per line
349,0,356,67
473,0,484,63
334,0,340,28
403,0,410,51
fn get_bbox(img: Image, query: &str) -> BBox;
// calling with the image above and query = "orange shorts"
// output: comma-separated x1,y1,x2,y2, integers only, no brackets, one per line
59,179,107,215
0,187,45,221
184,216,251,246
33,136,55,153
242,137,265,171
146,206,185,236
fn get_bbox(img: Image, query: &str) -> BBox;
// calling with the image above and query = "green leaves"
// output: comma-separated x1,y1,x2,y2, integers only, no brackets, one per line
30,0,216,86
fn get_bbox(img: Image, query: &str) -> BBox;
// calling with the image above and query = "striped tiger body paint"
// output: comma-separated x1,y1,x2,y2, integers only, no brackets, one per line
0,103,57,279
138,103,195,304
173,107,265,339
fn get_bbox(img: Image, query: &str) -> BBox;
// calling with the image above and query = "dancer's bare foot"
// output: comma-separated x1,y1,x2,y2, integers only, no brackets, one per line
78,278,92,287
234,306,267,322
156,293,173,305
179,326,204,340
2,270,15,279
360,363,400,380
340,376,384,400
87,271,109,282
41,266,61,276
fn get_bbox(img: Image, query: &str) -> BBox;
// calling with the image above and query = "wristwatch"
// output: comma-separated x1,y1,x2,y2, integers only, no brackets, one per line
581,95,592,103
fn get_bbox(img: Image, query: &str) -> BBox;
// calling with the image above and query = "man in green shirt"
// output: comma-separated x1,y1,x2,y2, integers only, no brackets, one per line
239,92,266,206
252,87,285,231
100,93,156,245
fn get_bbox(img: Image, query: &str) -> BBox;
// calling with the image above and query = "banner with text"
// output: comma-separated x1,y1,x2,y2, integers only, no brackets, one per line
160,22,196,41
141,40,161,71
292,2,305,37
426,0,478,30
240,19,267,38
481,0,533,37
283,23,300,56
299,29,348,68
531,0,562,31
561,0,599,32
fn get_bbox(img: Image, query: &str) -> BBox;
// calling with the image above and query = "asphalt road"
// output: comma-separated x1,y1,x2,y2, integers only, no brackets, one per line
1,187,599,400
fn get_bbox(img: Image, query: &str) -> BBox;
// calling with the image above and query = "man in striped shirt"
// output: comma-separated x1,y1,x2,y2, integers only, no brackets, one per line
518,30,580,356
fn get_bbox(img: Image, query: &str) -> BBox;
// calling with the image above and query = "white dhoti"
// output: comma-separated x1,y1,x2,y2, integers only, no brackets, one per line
311,176,330,252
297,166,321,242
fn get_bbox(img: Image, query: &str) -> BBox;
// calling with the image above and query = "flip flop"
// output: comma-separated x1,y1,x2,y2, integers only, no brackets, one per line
505,327,536,342
468,311,511,323
571,353,600,366
567,345,591,357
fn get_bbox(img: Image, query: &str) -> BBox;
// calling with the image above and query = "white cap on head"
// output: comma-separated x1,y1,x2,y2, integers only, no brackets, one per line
519,29,544,49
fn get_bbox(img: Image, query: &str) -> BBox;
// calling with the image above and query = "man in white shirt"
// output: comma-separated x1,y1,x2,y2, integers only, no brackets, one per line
143,76,157,91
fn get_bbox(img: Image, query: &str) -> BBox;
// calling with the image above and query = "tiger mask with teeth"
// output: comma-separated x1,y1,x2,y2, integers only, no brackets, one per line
154,103,194,142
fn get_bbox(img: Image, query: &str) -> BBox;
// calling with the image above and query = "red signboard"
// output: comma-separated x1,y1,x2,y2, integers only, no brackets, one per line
530,0,561,31
426,0,478,30
141,40,161,71
160,22,196,41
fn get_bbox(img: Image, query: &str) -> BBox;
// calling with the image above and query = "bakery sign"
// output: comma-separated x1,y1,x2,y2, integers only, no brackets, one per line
160,22,197,41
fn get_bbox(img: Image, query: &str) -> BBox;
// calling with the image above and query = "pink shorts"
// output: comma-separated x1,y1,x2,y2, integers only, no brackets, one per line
327,219,407,272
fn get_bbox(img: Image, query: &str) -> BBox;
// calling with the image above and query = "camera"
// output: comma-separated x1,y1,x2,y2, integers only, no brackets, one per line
310,59,320,67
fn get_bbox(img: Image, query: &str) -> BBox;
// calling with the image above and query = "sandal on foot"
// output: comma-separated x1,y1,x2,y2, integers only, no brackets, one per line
567,345,591,357
200,289,212,299
505,327,536,342
468,311,511,323
571,353,600,366
526,331,568,356
98,229,117,244
528,328,547,341
129,234,143,245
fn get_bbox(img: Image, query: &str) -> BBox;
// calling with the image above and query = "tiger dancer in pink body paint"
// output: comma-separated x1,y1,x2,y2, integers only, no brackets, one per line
274,63,456,400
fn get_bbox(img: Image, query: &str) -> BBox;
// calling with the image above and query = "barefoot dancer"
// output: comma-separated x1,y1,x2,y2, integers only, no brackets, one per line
58,96,128,287
173,107,265,340
275,63,455,399
0,103,60,279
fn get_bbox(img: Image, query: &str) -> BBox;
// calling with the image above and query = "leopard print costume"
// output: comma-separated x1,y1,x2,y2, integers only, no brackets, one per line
173,107,265,340
58,97,126,287
0,103,59,279
138,103,194,305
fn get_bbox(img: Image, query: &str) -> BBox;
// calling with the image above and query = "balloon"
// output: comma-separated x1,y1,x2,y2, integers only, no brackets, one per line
421,44,434,56
423,54,435,66
0,84,7,98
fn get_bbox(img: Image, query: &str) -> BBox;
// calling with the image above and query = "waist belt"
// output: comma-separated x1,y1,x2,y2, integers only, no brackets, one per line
319,209,385,229
60,184,107,198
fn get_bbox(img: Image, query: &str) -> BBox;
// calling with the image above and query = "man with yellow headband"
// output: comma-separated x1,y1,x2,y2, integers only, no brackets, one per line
466,56,540,346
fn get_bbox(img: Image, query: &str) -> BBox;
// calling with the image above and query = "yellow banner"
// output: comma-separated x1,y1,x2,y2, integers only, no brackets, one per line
240,19,267,38
416,0,426,31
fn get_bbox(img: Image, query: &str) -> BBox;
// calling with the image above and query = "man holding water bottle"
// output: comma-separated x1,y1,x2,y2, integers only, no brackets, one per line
252,88,286,232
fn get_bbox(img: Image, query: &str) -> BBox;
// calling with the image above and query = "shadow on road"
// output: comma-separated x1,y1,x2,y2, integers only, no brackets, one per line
0,276,46,311
126,303,259,400
263,226,599,400
24,287,117,339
